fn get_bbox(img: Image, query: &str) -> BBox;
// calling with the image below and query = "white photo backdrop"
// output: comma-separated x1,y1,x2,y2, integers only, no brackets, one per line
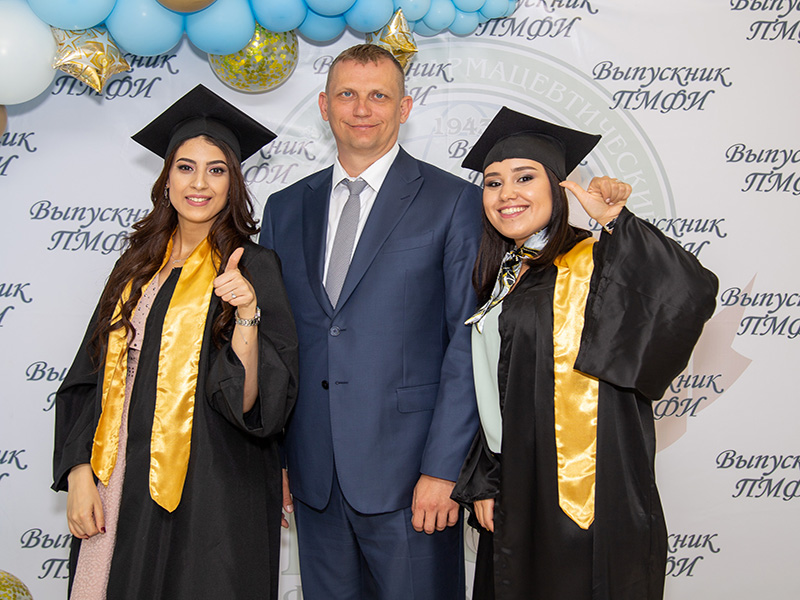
1,1,798,598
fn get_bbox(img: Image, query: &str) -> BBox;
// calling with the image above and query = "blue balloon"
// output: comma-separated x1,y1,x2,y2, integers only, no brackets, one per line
410,19,441,37
105,0,185,57
297,9,347,42
27,0,116,30
479,0,508,19
393,0,430,22
422,0,455,30
452,0,483,11
252,0,307,32
504,0,517,16
186,0,255,54
305,0,356,17
449,9,479,35
345,0,394,33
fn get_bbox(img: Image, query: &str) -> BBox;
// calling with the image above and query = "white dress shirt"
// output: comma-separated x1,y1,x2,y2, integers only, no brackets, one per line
323,144,400,282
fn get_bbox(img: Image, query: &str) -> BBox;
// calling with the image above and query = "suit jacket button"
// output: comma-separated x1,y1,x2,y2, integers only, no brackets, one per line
321,380,329,390
329,326,341,336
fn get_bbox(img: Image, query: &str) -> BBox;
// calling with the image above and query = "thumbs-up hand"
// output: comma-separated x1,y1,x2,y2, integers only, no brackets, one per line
560,176,630,228
214,247,257,317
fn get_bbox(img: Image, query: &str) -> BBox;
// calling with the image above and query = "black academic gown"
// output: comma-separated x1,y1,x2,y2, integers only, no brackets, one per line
453,209,718,600
52,241,298,600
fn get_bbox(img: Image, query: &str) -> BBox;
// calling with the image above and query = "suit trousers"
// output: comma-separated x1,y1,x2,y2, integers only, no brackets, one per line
293,469,465,600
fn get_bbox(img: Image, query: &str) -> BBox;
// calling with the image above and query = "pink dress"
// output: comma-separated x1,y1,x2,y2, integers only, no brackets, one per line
69,277,160,600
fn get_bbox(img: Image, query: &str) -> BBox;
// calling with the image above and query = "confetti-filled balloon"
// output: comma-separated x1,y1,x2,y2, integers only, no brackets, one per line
208,26,298,93
0,0,57,105
52,27,131,93
0,106,6,135
157,0,217,11
366,9,417,69
0,570,34,600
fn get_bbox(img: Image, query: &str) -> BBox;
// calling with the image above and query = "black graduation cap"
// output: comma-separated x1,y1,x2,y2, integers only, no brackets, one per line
131,84,276,162
461,106,601,180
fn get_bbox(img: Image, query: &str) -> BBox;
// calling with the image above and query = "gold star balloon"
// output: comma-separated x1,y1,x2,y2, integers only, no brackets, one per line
52,27,131,93
209,25,298,94
366,8,417,69
0,106,7,136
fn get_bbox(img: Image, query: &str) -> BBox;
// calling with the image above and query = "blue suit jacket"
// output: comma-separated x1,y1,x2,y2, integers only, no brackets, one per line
260,148,481,514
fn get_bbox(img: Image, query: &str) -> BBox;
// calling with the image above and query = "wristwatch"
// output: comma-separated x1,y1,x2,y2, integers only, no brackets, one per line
234,306,261,327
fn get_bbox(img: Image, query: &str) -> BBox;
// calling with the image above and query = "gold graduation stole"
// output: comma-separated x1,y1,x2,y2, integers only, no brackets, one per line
91,237,218,512
552,237,599,529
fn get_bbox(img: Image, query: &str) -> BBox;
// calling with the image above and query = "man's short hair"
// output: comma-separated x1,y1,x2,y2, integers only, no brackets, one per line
326,44,406,96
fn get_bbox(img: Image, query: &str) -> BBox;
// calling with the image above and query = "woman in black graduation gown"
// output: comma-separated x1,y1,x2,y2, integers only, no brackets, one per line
452,107,718,600
52,85,298,600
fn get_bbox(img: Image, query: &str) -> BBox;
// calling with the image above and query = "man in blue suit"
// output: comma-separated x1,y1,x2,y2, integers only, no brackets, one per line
260,44,481,599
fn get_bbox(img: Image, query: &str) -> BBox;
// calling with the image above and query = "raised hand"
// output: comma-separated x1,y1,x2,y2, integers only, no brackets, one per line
560,176,631,228
213,247,257,318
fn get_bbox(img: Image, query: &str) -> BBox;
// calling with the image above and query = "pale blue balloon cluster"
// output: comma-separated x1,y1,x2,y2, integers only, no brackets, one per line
25,0,516,57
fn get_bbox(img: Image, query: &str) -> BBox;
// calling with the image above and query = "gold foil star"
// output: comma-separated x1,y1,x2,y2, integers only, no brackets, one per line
366,9,417,69
52,27,131,93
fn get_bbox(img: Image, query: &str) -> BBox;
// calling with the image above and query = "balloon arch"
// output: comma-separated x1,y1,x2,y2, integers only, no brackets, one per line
0,0,516,125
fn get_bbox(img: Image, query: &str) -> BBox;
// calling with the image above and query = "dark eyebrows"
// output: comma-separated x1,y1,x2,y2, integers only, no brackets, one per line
484,164,541,178
175,157,228,167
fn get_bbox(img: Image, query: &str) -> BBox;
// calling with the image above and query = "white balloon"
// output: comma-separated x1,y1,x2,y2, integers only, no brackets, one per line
0,0,57,105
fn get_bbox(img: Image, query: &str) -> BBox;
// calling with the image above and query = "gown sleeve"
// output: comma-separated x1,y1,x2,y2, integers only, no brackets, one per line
204,244,299,438
52,304,103,492
451,427,501,510
575,207,719,400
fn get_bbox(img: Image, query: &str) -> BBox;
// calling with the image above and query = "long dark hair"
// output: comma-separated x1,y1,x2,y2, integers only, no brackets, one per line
473,166,591,304
89,134,259,362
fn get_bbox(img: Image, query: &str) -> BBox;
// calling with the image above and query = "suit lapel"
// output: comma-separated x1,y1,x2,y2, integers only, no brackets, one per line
302,167,334,316
334,149,423,312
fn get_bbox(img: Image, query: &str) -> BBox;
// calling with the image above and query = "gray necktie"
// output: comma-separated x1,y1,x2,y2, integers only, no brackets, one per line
325,178,367,307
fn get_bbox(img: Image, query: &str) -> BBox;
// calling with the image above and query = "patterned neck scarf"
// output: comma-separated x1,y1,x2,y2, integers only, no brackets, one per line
467,229,549,332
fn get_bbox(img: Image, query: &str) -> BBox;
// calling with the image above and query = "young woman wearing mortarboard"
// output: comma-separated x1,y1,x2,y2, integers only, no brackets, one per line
52,85,298,600
452,107,718,600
